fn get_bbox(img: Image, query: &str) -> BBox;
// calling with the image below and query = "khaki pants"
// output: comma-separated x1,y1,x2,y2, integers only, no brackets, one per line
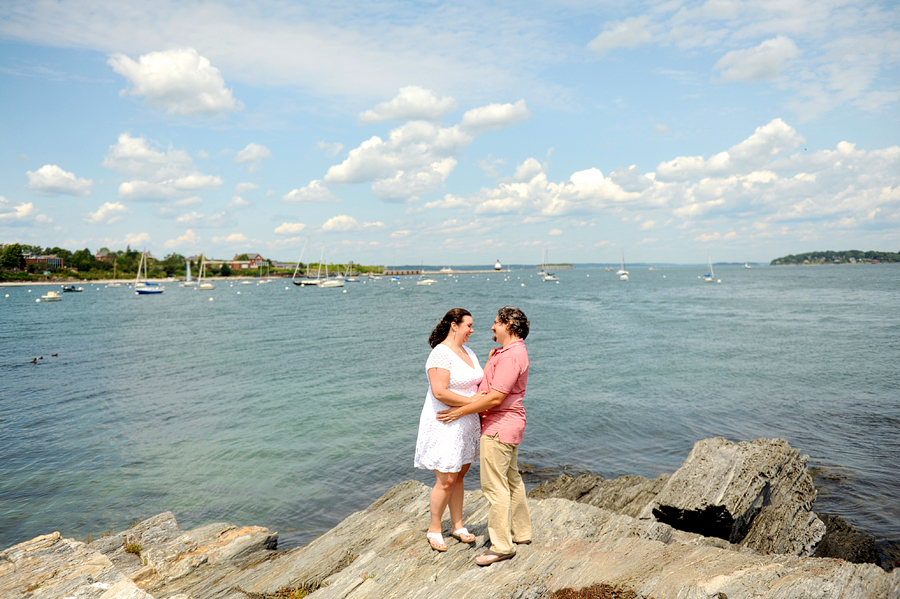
479,433,532,554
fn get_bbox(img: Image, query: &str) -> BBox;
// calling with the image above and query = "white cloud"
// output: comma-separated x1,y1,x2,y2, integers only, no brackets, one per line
588,17,653,54
0,197,37,222
282,180,336,203
175,211,230,228
26,164,92,196
102,133,222,201
124,232,151,247
390,229,411,238
459,100,529,135
108,47,243,116
228,196,250,209
322,215,360,232
358,86,458,123
324,99,528,201
234,143,272,172
275,222,306,235
164,229,201,249
86,202,129,224
235,182,260,194
656,119,804,181
513,158,545,182
714,36,801,81
212,233,251,245
318,141,344,156
549,228,562,236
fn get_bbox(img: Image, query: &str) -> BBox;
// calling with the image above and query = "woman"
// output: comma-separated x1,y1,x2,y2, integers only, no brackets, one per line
414,308,483,551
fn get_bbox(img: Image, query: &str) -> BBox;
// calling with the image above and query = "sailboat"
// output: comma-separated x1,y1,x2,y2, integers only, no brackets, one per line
181,260,197,287
542,249,559,281
316,246,344,288
197,259,215,289
701,253,718,283
292,238,318,286
134,251,164,294
537,249,547,277
617,249,629,281
107,257,124,287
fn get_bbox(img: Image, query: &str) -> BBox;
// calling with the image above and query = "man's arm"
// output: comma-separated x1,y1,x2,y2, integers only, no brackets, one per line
436,388,507,422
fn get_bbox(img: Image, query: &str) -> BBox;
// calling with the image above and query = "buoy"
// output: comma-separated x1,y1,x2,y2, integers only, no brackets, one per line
237,291,241,295
4,294,8,297
285,287,289,290
36,298,41,303
28,289,32,292
342,289,347,293
209,297,214,301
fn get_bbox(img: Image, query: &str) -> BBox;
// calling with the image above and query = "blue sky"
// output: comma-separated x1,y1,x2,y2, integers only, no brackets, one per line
1,0,898,265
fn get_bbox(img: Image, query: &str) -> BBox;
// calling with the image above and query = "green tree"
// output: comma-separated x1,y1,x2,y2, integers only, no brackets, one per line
1,243,26,270
220,262,232,276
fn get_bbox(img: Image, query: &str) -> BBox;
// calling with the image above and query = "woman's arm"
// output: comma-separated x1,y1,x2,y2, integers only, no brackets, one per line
436,388,507,422
427,368,475,407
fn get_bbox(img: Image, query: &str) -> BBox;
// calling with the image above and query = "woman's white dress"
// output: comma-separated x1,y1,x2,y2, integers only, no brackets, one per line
414,344,484,473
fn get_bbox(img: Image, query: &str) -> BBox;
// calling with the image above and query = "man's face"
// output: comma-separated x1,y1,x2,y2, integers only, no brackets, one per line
491,316,510,345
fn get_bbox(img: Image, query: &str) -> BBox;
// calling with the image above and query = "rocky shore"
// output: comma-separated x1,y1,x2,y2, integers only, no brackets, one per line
3,438,898,599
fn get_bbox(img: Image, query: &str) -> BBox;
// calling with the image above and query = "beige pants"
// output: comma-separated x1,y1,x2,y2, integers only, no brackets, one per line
479,433,532,554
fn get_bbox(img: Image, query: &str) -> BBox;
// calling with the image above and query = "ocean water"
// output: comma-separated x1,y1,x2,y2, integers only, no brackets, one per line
1,265,898,557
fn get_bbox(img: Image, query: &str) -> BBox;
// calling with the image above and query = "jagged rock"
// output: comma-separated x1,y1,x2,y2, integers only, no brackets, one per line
530,473,671,518
0,532,153,599
3,438,897,599
815,514,882,565
640,437,826,556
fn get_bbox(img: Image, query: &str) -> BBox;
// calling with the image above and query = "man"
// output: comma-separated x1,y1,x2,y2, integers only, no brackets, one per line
437,306,531,566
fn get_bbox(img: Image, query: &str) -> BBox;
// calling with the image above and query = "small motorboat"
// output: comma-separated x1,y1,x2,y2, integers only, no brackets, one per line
41,290,62,302
61,285,84,292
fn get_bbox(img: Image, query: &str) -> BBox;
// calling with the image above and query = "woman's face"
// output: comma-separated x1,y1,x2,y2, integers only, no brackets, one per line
453,316,474,344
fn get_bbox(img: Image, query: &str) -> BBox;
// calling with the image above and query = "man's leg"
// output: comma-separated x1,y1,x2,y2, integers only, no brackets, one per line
479,434,515,554
507,444,532,543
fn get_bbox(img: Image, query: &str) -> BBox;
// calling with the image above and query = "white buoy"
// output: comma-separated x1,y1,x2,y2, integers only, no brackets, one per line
36,298,41,303
237,291,241,295
209,297,214,301
342,289,347,293
5,294,8,297
521,283,525,287
285,287,289,290
28,289,32,292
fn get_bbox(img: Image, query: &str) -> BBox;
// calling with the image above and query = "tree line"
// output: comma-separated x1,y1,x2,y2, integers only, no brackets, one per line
771,250,900,265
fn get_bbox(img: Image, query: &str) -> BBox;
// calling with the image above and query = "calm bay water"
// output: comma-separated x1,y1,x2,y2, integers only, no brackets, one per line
2,265,898,555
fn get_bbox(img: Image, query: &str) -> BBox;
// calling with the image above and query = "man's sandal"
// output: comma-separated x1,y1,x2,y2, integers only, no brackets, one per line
476,550,515,566
426,532,447,552
450,527,476,543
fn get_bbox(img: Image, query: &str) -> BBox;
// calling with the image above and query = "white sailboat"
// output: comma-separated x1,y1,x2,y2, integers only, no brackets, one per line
537,249,547,277
701,253,718,283
617,249,629,281
181,260,197,287
316,246,344,288
134,251,164,294
541,249,559,281
292,238,318,286
197,259,215,289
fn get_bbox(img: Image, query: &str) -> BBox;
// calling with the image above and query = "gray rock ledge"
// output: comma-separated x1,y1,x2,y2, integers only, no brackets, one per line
2,437,897,599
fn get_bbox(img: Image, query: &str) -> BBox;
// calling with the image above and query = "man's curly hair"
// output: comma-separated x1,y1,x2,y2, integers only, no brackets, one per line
497,306,529,340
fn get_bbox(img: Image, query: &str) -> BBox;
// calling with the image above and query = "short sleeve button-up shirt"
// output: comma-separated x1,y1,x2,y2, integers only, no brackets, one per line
479,338,529,444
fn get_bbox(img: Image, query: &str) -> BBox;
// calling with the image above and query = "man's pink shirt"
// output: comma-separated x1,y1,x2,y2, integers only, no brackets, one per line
479,338,529,444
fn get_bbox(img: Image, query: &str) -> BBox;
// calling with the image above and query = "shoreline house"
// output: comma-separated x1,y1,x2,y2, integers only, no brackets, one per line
24,253,64,269
227,253,267,271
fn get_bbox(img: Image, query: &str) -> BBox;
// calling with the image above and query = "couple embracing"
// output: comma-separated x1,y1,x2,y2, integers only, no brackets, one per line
413,306,531,567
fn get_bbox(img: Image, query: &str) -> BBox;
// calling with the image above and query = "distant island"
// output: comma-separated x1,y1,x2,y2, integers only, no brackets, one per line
771,250,900,265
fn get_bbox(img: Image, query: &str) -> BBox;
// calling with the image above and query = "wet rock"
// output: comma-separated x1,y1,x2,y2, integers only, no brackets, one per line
815,514,882,565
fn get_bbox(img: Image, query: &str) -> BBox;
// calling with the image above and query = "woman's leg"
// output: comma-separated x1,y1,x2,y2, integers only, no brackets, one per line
429,470,460,537
448,463,471,532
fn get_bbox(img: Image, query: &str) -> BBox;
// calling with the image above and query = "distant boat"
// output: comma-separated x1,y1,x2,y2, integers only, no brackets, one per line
134,251,164,294
315,246,344,288
416,277,437,286
107,258,124,287
744,263,752,269
439,266,453,273
61,285,83,292
41,290,62,302
617,249,629,281
198,259,215,290
182,260,197,287
292,238,318,286
701,253,718,283
541,249,558,281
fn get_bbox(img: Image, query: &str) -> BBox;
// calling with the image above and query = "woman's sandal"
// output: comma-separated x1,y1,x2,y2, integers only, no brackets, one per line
426,532,447,552
475,550,515,566
450,527,476,543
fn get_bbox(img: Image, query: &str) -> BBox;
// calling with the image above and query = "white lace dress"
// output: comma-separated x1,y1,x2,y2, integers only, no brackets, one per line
414,344,484,473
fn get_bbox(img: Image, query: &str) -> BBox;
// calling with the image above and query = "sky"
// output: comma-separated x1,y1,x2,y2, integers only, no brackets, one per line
1,0,898,266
